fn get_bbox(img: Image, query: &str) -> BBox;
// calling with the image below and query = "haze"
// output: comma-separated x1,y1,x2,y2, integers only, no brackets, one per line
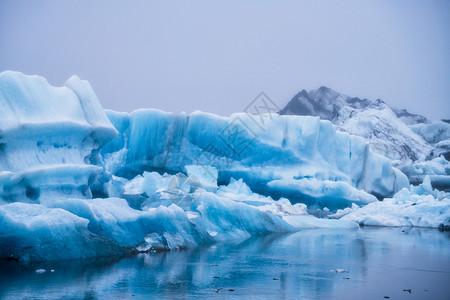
0,0,449,120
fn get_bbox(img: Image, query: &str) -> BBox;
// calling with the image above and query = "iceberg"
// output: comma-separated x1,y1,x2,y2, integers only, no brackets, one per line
2,71,445,263
0,202,124,261
409,121,450,144
101,108,408,205
266,178,377,210
333,177,450,229
0,71,117,203
405,156,450,190
278,86,432,161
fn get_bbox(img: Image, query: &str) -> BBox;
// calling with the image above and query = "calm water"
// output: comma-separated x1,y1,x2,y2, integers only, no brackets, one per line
0,227,449,300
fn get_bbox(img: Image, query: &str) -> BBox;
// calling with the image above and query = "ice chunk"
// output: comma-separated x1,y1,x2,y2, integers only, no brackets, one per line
102,108,408,202
188,190,296,240
49,197,198,248
283,215,358,229
217,178,253,196
328,203,360,219
125,172,308,217
408,156,450,189
433,139,450,160
104,175,128,198
216,178,308,216
0,202,123,261
410,121,450,144
4,174,352,261
340,188,450,229
255,199,308,216
0,71,117,202
266,178,377,210
184,165,218,191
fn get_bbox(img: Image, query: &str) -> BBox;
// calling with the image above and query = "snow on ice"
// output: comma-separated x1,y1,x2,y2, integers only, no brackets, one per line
0,71,448,262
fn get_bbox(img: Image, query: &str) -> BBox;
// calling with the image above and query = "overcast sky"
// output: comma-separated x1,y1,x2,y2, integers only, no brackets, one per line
1,0,449,120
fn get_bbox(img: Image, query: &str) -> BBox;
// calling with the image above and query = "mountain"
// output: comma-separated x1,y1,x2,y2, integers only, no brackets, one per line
279,86,370,120
280,86,428,124
334,99,432,161
279,87,432,161
391,107,429,125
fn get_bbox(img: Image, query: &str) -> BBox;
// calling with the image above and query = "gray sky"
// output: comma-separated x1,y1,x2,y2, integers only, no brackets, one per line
1,0,449,120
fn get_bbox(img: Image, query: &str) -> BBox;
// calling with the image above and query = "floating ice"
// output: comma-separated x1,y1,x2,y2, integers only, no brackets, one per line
0,202,124,261
102,108,408,205
2,71,444,263
406,156,450,190
410,121,450,144
0,71,117,202
266,178,377,210
184,165,218,191
337,179,450,229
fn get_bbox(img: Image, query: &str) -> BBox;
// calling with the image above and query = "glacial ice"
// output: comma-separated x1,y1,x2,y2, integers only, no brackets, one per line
0,71,118,202
266,178,377,210
0,71,447,262
333,177,450,229
279,86,432,161
410,121,450,144
184,165,218,191
0,202,124,261
101,108,408,203
334,100,432,161
405,156,450,190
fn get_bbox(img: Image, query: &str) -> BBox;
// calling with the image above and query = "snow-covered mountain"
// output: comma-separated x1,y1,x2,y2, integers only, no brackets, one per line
280,86,428,124
391,107,429,125
279,87,432,161
279,86,370,120
334,99,433,161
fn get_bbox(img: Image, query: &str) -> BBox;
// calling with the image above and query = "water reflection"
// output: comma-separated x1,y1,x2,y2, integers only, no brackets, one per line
0,227,449,299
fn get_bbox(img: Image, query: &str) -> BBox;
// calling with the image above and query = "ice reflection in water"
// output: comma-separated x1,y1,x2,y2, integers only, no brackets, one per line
0,227,449,299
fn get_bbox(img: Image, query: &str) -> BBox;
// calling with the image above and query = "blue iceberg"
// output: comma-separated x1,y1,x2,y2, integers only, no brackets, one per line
0,71,445,262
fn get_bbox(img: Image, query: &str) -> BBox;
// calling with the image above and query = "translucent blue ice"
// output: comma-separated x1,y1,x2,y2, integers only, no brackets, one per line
1,71,446,262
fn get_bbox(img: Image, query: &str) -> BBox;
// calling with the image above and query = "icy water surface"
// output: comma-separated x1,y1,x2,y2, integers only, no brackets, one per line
0,227,449,299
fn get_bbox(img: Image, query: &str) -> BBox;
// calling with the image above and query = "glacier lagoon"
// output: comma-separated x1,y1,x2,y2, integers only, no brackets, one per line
0,71,449,298
1,227,449,300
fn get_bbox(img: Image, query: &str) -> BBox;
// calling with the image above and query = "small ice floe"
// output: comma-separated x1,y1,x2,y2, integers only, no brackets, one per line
50,269,55,273
330,269,347,273
35,269,46,274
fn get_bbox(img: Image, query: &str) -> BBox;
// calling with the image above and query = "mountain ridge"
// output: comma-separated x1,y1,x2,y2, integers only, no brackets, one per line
279,86,428,125
279,86,433,161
